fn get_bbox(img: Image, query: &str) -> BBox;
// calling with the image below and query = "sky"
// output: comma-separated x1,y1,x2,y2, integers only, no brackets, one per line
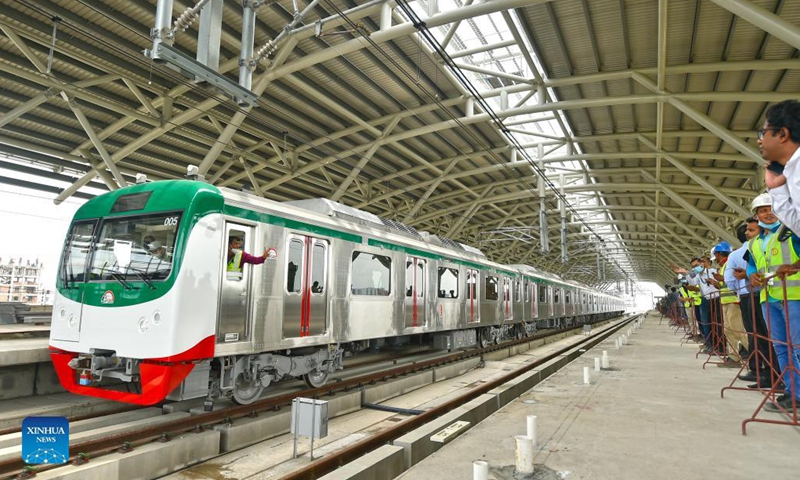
0,171,87,294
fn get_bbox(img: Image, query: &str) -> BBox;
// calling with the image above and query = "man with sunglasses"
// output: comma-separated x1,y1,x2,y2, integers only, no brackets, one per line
758,99,800,414
764,100,800,232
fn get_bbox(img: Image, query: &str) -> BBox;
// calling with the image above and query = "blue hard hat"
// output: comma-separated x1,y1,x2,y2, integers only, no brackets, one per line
712,241,732,253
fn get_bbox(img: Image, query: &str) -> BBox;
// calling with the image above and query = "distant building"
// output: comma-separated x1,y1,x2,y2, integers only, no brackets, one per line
0,257,50,305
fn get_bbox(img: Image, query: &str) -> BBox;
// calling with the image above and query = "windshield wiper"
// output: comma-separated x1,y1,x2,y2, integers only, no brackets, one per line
108,271,132,290
126,267,156,290
94,265,134,290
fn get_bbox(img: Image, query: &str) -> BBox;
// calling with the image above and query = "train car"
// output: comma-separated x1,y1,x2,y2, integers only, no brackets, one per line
49,179,625,406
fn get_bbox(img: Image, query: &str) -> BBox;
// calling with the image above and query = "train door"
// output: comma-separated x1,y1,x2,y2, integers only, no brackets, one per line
530,282,538,319
502,277,513,321
547,286,554,317
523,279,531,322
218,223,253,343
283,235,328,338
466,269,480,323
405,257,426,328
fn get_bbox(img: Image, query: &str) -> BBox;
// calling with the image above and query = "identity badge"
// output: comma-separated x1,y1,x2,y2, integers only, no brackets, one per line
21,417,69,465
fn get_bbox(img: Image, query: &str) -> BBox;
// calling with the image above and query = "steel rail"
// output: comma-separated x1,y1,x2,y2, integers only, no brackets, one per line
0,314,627,479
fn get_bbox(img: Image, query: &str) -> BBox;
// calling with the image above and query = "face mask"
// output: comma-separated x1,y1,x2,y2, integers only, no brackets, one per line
758,220,781,230
693,265,703,273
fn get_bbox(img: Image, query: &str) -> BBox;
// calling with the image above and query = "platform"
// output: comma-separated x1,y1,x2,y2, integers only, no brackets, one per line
398,312,799,480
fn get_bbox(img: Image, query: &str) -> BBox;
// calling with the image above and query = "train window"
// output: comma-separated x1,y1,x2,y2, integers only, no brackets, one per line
565,292,570,304
438,267,459,298
554,289,560,303
287,239,303,292
538,285,547,302
310,242,326,294
524,281,530,303
351,251,391,296
60,220,97,284
406,257,425,297
515,281,522,303
89,213,180,283
486,275,498,301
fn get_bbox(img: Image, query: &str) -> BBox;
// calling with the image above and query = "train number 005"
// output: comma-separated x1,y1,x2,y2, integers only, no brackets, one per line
164,216,179,226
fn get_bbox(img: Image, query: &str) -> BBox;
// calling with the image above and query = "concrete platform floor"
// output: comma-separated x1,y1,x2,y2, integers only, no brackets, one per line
164,324,609,480
399,313,799,480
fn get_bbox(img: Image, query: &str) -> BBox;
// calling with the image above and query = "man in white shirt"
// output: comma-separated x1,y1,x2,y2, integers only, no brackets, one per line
697,256,721,352
764,100,800,231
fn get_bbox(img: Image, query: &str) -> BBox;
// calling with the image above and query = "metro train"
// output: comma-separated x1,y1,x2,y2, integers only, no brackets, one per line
49,179,625,405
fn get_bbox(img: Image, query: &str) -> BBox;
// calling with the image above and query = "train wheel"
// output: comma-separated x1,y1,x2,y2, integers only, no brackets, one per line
479,328,489,348
232,373,264,405
304,370,329,388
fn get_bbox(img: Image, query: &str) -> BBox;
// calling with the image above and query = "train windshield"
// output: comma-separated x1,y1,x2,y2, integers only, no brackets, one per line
60,220,98,286
88,212,182,283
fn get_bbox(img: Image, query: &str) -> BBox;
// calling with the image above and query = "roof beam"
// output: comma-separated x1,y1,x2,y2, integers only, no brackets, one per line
640,171,739,245
708,0,800,50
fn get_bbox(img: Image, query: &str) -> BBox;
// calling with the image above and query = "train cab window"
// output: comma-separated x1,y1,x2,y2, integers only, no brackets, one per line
60,220,97,284
438,267,459,298
351,251,391,296
486,275,498,301
406,258,425,298
90,213,180,283
538,285,547,303
310,243,326,294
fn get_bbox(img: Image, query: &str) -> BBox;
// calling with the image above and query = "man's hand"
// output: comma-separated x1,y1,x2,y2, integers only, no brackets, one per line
706,278,720,288
712,272,724,282
262,247,277,260
765,168,787,190
733,268,747,280
669,263,689,274
775,264,800,279
750,272,766,287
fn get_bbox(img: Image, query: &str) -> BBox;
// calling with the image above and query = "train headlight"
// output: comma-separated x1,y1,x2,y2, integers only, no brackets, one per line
67,315,77,329
138,317,149,333
59,309,66,320
152,311,162,325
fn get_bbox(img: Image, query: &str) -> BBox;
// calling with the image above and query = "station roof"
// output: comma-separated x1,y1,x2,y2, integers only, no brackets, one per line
0,0,797,289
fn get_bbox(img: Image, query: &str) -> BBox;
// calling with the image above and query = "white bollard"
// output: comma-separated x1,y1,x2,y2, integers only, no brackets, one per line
515,435,535,476
602,353,610,369
615,338,620,349
583,366,590,385
526,415,537,448
594,357,601,372
473,460,489,480
622,334,628,345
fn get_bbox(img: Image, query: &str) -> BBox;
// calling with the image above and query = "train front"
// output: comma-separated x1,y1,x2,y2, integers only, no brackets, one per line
49,180,224,405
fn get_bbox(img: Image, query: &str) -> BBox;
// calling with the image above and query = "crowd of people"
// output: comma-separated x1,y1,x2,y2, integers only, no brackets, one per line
660,100,800,417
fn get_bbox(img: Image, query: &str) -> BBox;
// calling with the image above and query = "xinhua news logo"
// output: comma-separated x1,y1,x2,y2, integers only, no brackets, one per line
21,417,69,465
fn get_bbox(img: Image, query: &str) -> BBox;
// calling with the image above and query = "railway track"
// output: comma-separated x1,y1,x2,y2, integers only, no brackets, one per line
1,315,630,479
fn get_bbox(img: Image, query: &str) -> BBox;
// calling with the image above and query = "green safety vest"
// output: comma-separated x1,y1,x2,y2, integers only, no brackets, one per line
688,287,702,306
749,228,800,302
678,287,692,308
227,250,243,273
717,262,738,305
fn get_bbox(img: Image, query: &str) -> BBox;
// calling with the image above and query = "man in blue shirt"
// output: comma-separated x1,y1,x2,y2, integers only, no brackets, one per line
733,218,778,386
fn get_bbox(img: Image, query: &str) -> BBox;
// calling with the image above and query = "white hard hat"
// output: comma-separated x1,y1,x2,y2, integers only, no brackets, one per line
149,240,162,250
751,193,772,211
